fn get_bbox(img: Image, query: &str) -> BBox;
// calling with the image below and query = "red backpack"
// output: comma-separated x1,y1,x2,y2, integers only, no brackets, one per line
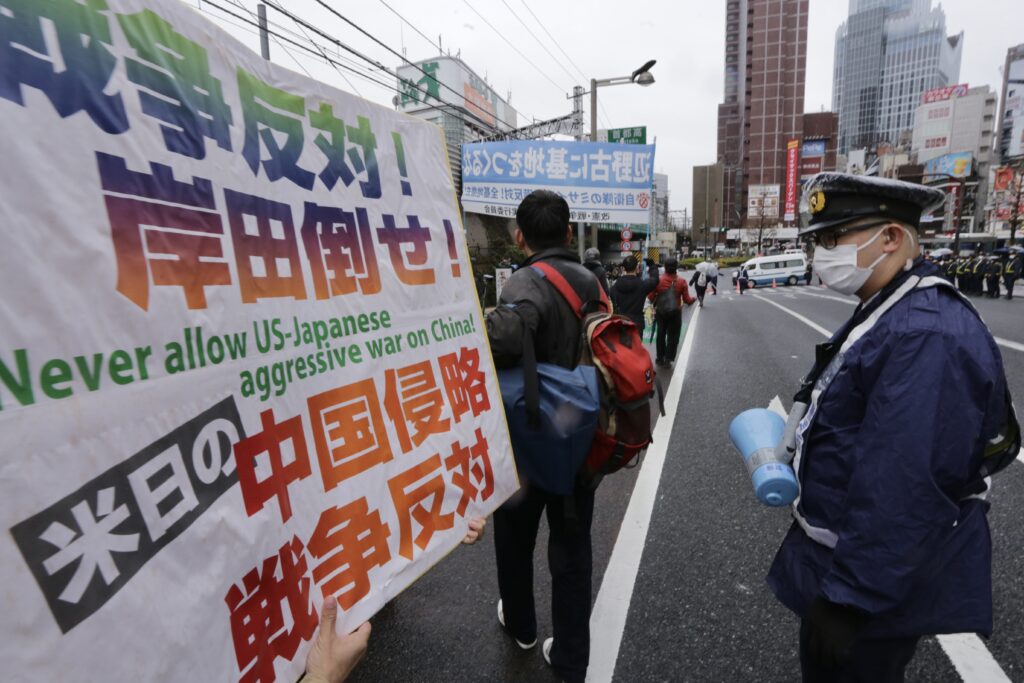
531,262,664,481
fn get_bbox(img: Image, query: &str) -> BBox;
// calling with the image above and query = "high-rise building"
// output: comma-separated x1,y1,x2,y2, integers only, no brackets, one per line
692,164,725,249
832,0,962,154
911,86,997,167
997,44,1024,162
717,0,808,228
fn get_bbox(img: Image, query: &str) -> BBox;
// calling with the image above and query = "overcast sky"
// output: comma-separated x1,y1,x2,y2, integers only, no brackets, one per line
196,0,1021,216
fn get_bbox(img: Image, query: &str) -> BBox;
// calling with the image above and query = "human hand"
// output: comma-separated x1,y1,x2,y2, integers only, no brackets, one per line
462,517,487,544
303,597,371,683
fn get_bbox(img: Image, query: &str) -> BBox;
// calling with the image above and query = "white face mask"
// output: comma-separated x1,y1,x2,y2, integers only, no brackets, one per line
812,227,890,295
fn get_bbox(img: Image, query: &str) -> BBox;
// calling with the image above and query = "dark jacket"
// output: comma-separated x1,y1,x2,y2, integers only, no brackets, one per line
768,260,1007,638
486,248,602,369
610,263,659,329
583,259,611,295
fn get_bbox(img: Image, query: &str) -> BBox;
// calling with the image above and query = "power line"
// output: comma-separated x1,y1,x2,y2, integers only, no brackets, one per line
262,0,516,134
459,0,569,98
498,0,576,86
303,0,526,130
226,0,364,96
200,0,403,98
519,0,587,81
514,0,612,128
205,0,381,97
377,0,442,54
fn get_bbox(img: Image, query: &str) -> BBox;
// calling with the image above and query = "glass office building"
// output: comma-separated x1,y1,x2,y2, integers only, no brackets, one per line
832,0,962,154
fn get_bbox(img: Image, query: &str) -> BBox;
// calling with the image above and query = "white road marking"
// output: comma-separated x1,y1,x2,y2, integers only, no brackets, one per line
793,288,857,305
586,306,702,683
792,288,1024,355
936,634,1012,683
767,395,787,420
751,293,832,337
994,336,1024,353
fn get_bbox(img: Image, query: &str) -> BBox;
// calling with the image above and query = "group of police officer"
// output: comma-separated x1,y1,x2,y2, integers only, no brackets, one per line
936,250,1024,299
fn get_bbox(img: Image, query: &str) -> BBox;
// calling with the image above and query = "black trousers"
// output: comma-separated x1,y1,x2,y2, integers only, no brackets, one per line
1005,275,1016,299
799,620,920,683
655,310,683,362
493,483,596,683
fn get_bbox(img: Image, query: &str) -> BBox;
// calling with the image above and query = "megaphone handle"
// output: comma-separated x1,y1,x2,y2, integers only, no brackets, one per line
776,401,808,464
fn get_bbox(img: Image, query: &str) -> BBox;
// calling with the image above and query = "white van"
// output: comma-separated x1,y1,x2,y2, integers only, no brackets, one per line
740,254,808,287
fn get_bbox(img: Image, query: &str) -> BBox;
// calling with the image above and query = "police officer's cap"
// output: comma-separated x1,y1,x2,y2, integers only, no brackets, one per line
799,172,946,236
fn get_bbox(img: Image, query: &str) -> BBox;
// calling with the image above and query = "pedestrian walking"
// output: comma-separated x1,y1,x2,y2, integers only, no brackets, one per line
770,173,1016,683
648,258,696,367
582,247,610,296
484,190,604,683
610,255,660,335
1005,249,1022,300
804,261,813,286
707,258,720,294
689,267,709,308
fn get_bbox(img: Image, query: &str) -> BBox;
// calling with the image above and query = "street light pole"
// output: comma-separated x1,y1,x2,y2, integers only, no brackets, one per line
586,60,656,258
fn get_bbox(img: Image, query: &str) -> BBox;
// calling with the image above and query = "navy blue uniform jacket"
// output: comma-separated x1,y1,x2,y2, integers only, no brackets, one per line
767,261,1007,638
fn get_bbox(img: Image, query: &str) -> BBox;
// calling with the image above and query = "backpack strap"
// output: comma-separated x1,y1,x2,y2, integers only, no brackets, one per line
531,261,610,318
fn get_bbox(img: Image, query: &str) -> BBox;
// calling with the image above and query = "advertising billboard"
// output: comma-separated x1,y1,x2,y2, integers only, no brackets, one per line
923,152,974,182
922,83,969,104
748,184,780,219
783,140,800,222
397,57,518,132
461,141,657,224
800,140,826,179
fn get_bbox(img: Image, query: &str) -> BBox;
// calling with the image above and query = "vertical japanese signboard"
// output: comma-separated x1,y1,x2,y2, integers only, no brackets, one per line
0,1,517,681
783,139,800,222
461,140,657,224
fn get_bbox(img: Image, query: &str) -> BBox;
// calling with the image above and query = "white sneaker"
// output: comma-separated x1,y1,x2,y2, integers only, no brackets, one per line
497,600,537,649
542,637,553,665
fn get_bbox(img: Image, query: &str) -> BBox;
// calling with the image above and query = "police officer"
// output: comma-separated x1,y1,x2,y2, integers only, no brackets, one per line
770,173,1014,682
1005,248,1022,300
986,256,1003,299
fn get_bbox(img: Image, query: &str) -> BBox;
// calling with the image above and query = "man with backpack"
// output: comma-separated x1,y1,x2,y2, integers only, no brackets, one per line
770,174,1015,682
648,258,696,367
610,254,660,335
690,266,709,308
483,190,606,683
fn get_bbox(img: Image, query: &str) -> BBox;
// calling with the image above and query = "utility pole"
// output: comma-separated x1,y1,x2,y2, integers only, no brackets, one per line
757,210,765,255
572,85,586,261
257,3,270,60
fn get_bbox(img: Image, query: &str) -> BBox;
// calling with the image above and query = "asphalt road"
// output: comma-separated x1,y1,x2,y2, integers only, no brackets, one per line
352,277,1024,683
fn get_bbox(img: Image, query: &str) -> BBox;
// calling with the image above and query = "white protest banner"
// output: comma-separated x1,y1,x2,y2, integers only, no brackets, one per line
0,1,518,680
461,140,657,224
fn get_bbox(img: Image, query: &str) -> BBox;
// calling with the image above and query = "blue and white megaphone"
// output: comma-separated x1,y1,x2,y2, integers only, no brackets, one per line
728,408,799,507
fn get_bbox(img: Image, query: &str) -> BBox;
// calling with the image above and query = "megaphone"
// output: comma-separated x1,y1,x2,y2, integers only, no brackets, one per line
729,408,799,507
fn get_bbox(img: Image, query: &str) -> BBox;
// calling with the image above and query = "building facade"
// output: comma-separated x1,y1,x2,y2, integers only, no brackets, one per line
692,163,725,248
911,86,997,167
800,112,839,179
998,44,1024,162
832,0,962,154
395,56,518,196
717,0,808,228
